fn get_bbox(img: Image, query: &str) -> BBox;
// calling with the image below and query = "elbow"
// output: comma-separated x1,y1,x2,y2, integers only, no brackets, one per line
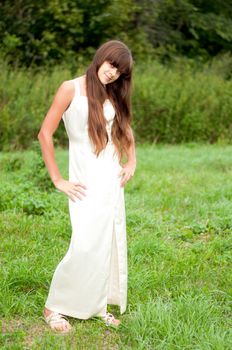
37,130,44,141
37,129,52,141
37,127,52,140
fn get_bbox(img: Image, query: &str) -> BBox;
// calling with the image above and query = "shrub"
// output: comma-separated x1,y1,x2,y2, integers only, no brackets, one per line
26,141,54,193
1,58,232,148
132,59,232,143
0,153,25,172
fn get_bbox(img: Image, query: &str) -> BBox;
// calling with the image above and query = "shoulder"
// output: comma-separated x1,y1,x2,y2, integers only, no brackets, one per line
55,79,77,104
59,79,75,94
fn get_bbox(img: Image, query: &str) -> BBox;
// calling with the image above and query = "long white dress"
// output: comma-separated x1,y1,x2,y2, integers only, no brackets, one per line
45,78,128,319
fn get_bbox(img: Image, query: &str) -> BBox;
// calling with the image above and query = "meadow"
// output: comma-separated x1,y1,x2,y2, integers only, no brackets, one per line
0,143,231,349
1,57,232,152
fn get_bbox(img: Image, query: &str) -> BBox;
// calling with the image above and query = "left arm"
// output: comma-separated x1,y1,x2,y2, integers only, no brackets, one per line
119,126,137,187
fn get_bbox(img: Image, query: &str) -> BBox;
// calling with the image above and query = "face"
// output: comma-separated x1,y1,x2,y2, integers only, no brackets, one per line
97,61,121,85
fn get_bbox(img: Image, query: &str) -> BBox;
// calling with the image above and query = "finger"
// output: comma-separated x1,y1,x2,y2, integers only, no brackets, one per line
122,173,131,185
121,171,129,179
75,192,85,200
118,168,125,177
69,195,76,202
127,172,134,178
68,191,82,201
69,190,82,199
74,182,88,189
74,192,84,200
121,174,131,186
119,169,128,178
119,173,127,185
72,188,86,196
79,191,87,197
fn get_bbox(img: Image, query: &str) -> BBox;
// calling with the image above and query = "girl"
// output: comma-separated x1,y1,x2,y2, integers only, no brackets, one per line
38,40,136,333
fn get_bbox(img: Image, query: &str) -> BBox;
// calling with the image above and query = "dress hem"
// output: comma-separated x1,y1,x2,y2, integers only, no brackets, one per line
44,302,125,320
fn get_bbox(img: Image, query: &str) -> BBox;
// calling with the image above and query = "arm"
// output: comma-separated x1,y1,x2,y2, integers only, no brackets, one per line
37,80,87,202
37,81,74,184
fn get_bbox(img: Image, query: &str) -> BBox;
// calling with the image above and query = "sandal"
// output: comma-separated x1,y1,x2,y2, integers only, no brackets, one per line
44,311,73,334
101,312,121,327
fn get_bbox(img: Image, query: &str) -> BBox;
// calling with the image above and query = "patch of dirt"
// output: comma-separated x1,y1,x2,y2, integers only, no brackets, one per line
1,316,25,333
23,322,48,348
1,316,48,348
101,328,120,350
195,233,211,242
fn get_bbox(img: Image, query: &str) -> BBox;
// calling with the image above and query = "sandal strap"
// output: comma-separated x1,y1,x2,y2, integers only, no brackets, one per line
102,312,118,325
45,312,69,325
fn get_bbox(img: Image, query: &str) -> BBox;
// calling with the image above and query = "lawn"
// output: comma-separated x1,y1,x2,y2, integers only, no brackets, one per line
0,144,231,349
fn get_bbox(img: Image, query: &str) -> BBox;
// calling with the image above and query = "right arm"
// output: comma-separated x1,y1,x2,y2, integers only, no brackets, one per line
37,80,87,202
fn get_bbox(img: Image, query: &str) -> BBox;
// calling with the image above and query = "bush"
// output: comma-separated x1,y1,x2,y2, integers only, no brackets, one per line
0,58,232,148
0,180,53,215
26,141,55,193
0,60,73,151
132,58,232,143
0,152,25,172
0,141,57,215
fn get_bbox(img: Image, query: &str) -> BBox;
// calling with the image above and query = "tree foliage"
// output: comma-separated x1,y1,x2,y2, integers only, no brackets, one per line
134,0,232,60
0,0,232,66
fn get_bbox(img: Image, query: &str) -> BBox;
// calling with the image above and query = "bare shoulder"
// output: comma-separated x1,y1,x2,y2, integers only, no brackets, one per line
59,79,75,94
53,79,76,107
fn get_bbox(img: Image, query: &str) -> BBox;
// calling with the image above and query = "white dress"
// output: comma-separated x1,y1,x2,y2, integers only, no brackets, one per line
45,77,128,319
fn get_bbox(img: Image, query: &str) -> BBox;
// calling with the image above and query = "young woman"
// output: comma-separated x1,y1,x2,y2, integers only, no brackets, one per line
38,40,136,333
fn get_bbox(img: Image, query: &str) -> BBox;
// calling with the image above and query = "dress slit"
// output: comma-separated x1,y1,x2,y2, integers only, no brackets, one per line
107,219,120,306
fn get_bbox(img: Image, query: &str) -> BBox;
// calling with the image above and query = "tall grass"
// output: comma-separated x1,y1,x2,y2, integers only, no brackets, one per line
133,58,232,143
0,144,231,349
1,58,232,151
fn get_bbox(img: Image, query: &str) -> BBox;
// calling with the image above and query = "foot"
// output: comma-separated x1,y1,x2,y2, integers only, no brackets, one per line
43,308,73,333
101,312,121,327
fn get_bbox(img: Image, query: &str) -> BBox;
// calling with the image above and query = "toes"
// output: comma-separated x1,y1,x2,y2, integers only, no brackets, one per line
51,321,70,332
114,320,120,325
62,322,70,332
54,324,63,331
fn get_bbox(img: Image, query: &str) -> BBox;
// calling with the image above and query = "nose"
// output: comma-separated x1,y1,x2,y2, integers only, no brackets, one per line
110,67,117,77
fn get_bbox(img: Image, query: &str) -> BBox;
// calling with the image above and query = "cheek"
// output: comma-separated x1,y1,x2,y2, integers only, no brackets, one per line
103,63,109,70
98,66,104,76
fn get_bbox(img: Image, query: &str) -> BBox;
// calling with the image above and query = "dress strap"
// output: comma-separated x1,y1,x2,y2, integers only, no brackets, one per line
72,78,81,97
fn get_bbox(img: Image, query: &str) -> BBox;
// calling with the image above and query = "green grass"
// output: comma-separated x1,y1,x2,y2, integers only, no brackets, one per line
0,144,231,349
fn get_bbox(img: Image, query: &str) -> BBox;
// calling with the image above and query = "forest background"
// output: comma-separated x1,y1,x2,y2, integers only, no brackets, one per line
1,0,232,150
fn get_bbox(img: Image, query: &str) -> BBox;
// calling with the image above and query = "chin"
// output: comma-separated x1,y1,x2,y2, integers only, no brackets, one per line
99,77,107,84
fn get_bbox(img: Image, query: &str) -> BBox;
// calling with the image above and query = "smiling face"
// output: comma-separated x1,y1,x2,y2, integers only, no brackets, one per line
97,61,121,85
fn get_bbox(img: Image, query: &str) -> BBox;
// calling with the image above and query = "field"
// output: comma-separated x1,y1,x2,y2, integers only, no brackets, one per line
1,59,232,152
0,144,231,349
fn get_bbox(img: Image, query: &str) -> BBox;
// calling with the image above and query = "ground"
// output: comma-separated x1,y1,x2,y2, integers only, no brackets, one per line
0,144,231,349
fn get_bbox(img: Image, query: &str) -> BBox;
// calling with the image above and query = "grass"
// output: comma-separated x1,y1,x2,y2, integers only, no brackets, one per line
1,59,232,151
0,144,231,349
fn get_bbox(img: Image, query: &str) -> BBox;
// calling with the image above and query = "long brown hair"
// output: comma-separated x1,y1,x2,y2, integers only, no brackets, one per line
86,40,133,162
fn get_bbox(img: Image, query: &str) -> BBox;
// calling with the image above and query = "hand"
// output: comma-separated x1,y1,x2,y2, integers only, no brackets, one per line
118,161,136,187
53,178,87,202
